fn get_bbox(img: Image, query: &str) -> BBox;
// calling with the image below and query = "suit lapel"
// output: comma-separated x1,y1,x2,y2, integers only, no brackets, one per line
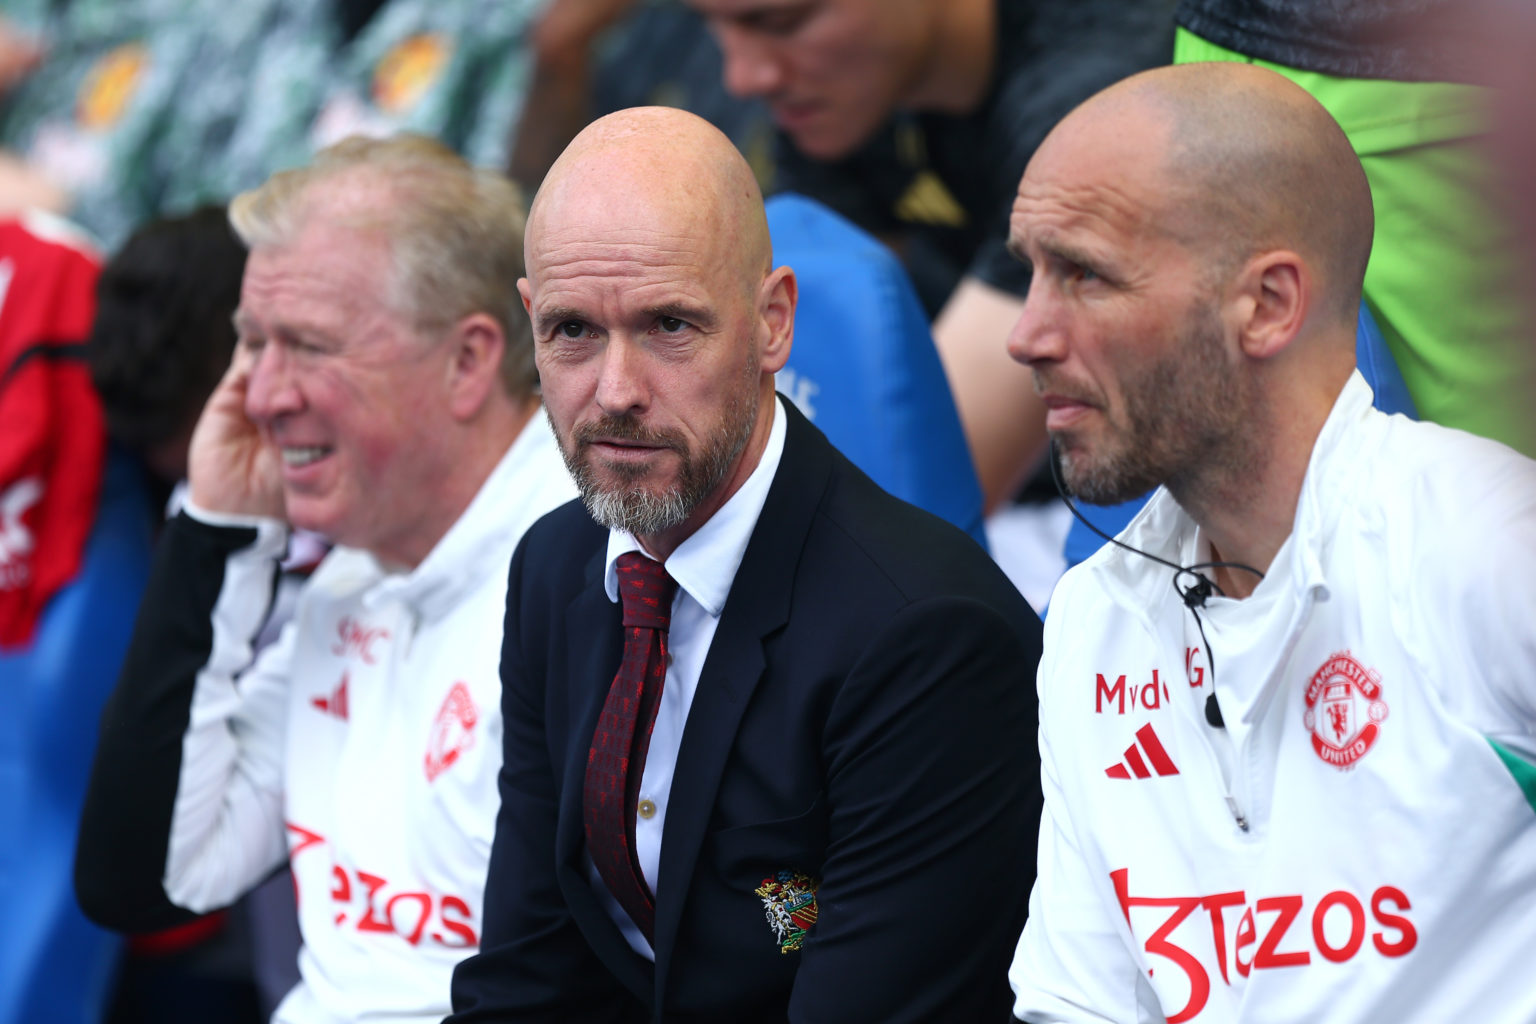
556,546,623,867
652,400,835,991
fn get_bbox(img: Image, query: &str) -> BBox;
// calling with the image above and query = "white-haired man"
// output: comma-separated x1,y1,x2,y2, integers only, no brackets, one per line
75,135,575,1024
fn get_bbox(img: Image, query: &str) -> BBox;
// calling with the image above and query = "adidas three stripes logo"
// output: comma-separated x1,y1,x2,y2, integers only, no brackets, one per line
1105,723,1179,779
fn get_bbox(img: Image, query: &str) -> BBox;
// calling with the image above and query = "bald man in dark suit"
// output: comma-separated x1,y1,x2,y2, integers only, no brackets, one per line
449,106,1043,1024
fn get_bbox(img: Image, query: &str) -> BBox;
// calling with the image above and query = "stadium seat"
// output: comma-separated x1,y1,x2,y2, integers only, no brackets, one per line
766,192,988,549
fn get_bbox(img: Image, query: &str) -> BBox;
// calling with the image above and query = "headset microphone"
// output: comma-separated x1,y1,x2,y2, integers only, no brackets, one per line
1048,442,1261,730
1181,576,1214,608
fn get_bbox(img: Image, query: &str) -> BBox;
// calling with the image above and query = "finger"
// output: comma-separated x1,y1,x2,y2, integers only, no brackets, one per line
197,347,256,428
229,339,259,379
212,345,261,412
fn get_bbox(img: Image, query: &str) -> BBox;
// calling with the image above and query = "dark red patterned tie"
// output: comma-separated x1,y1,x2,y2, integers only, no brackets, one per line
584,551,677,943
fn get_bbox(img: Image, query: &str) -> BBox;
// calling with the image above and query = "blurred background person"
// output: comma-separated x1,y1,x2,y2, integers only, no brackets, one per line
0,208,147,1024
89,204,247,505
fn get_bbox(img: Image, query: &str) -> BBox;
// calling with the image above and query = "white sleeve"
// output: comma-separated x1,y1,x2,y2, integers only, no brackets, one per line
1410,444,1536,762
1479,467,1536,756
1010,601,1167,1024
162,520,295,912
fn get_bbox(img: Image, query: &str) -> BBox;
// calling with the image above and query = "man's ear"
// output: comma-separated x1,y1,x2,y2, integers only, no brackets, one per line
758,265,796,374
445,312,507,419
1230,250,1310,360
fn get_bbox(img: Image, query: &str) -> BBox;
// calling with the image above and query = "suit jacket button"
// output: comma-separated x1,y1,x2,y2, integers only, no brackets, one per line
638,799,657,819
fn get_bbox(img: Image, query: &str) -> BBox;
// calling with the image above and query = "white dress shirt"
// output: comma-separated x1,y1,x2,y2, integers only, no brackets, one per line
586,396,788,959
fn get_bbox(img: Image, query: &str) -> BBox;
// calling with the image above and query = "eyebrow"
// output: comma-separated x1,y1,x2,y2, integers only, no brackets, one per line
642,302,717,331
532,303,720,333
531,306,585,333
230,311,338,349
1034,233,1112,275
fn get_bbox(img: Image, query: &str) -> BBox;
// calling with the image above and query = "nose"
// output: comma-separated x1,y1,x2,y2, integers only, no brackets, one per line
1005,279,1068,368
243,342,303,425
592,337,649,418
715,23,784,98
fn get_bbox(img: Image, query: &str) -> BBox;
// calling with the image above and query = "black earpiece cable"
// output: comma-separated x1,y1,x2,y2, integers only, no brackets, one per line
1048,443,1263,727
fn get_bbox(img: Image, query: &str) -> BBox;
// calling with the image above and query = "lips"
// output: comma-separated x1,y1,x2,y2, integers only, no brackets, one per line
1040,395,1095,432
277,444,336,490
574,415,684,458
281,445,332,468
585,438,671,463
770,98,823,132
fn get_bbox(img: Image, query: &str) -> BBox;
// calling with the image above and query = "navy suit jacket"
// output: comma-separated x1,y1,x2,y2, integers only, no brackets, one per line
450,400,1044,1023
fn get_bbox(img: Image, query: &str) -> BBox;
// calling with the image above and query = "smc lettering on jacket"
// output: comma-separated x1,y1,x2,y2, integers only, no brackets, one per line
284,597,498,958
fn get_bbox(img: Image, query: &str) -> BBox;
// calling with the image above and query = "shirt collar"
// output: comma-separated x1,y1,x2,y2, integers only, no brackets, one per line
1277,368,1375,598
605,395,788,617
1096,370,1377,618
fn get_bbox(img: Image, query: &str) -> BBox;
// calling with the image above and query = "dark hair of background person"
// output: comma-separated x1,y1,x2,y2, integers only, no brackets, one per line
87,204,247,491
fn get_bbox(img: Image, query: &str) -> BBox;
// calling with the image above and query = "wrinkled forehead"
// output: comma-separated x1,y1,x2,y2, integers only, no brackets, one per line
530,167,760,288
1009,175,1178,275
240,213,388,291
1009,110,1181,251
532,178,696,250
526,230,721,304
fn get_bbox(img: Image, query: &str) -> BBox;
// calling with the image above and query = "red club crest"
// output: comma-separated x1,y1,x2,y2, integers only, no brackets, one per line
1303,652,1388,770
425,681,478,783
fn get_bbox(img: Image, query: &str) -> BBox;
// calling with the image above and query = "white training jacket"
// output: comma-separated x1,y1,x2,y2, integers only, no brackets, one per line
1011,372,1536,1023
166,421,575,1024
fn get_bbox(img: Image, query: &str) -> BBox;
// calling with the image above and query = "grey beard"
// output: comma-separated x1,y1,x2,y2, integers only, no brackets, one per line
576,478,693,536
565,399,751,538
557,356,762,539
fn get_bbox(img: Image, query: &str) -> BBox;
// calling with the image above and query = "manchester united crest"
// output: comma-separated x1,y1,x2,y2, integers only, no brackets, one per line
424,681,478,783
755,870,819,954
1303,651,1388,770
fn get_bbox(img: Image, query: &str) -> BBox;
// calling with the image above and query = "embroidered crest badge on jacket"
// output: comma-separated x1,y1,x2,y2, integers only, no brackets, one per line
756,870,819,953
